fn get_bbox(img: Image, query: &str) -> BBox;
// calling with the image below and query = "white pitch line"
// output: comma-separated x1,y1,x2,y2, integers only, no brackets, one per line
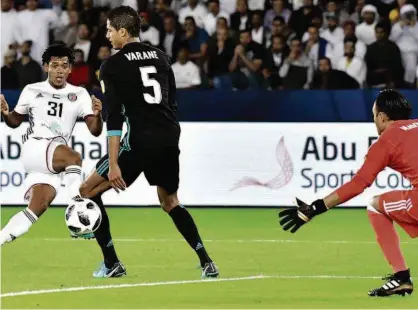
41,238,418,245
1,274,384,298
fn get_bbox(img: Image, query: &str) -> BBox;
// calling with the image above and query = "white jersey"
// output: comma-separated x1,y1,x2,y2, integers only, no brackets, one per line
14,80,94,143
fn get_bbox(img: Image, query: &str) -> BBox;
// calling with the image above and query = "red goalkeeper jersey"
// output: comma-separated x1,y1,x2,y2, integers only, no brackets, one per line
335,119,418,203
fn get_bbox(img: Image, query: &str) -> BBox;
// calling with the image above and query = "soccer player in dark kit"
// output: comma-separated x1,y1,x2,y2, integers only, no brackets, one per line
279,89,416,297
79,6,219,278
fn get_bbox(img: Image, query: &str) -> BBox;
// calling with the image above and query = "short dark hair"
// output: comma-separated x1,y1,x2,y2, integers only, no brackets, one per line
41,43,75,65
308,23,319,30
185,16,196,25
344,36,357,44
375,89,412,120
375,21,391,35
252,10,264,18
319,56,331,66
107,5,141,37
207,0,220,4
239,28,251,35
273,16,285,24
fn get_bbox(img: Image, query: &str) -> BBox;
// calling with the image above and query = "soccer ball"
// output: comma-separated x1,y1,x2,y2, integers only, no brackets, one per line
65,197,102,236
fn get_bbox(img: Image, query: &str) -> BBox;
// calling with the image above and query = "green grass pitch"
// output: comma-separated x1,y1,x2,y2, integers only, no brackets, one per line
1,207,418,309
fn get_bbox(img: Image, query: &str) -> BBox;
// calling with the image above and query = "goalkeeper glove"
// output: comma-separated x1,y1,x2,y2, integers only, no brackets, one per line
278,198,328,233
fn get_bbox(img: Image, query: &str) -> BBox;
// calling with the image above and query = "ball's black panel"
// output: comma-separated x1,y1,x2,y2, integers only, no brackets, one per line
68,225,81,233
66,205,75,221
92,216,101,231
78,211,90,226
86,202,95,209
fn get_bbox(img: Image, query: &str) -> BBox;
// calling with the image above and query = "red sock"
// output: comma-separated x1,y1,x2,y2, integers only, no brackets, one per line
368,210,408,273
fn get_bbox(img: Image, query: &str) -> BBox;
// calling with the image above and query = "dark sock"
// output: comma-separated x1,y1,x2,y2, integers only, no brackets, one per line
91,195,119,268
168,205,212,267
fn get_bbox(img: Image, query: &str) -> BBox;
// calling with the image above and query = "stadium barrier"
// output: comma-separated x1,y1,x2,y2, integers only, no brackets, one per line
1,89,418,122
1,122,410,207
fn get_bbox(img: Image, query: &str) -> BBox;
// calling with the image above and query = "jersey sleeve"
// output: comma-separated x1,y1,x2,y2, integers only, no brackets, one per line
334,137,392,204
14,85,31,115
77,88,94,120
100,60,124,136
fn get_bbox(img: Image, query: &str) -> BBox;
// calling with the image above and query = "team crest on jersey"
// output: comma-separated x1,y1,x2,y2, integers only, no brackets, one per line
68,93,77,102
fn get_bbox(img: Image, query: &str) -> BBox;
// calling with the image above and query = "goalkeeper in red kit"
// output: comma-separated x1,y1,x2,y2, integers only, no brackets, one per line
279,89,417,297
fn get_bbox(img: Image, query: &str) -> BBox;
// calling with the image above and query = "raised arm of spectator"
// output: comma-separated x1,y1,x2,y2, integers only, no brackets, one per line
279,58,291,77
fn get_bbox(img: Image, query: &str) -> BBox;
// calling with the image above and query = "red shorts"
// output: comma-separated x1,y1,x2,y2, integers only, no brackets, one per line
379,190,418,238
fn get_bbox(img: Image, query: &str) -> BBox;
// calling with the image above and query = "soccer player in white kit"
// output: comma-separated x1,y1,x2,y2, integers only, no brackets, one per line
0,44,103,245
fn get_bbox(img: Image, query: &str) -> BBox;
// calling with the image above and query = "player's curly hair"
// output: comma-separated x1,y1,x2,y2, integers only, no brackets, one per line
107,5,141,37
41,43,75,65
376,89,412,120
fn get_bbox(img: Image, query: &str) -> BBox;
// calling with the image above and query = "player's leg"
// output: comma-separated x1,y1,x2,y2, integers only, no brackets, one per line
51,142,83,199
0,184,55,245
367,192,415,297
144,146,218,278
79,149,141,277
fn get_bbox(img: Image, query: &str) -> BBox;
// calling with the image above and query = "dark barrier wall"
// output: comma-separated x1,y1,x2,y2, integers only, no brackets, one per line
2,89,417,122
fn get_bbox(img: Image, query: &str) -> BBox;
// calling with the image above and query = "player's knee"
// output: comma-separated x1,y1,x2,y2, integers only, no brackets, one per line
28,200,49,217
68,151,82,167
79,182,92,198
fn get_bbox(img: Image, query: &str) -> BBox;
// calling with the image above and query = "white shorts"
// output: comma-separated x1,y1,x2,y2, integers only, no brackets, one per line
21,137,66,201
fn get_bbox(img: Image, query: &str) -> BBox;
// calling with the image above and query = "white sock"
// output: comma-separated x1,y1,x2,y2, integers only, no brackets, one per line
65,165,82,199
0,208,38,246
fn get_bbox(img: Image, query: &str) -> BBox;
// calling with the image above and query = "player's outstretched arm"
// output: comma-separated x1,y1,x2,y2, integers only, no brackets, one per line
85,95,103,137
279,137,391,233
1,95,24,128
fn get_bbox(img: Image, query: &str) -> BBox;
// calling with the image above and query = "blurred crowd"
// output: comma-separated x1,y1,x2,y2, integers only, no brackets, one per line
1,0,418,92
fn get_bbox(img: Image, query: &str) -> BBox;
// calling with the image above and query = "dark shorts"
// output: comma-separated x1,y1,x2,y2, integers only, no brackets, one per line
95,145,180,194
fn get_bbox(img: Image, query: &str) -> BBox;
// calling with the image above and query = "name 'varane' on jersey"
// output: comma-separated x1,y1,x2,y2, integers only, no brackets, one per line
14,80,94,143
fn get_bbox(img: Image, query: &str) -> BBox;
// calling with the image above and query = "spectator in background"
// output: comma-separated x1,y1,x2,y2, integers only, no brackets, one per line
230,0,252,32
183,16,209,65
279,37,313,89
336,38,366,86
54,10,78,47
322,0,349,29
332,20,366,65
73,23,98,65
266,16,296,47
179,0,207,27
1,49,19,89
150,0,170,33
1,0,22,68
390,4,418,86
79,0,100,33
290,0,318,11
172,46,202,89
288,0,322,38
251,10,268,45
311,57,359,89
207,26,235,88
229,29,266,89
93,8,110,48
140,12,160,47
264,35,289,89
17,0,66,64
160,11,183,62
304,25,333,69
264,0,291,31
389,0,408,24
321,13,344,47
204,0,229,36
15,40,43,89
365,21,404,87
355,5,379,45
349,0,365,24
67,49,91,88
213,17,237,42
93,45,111,78
65,0,78,11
